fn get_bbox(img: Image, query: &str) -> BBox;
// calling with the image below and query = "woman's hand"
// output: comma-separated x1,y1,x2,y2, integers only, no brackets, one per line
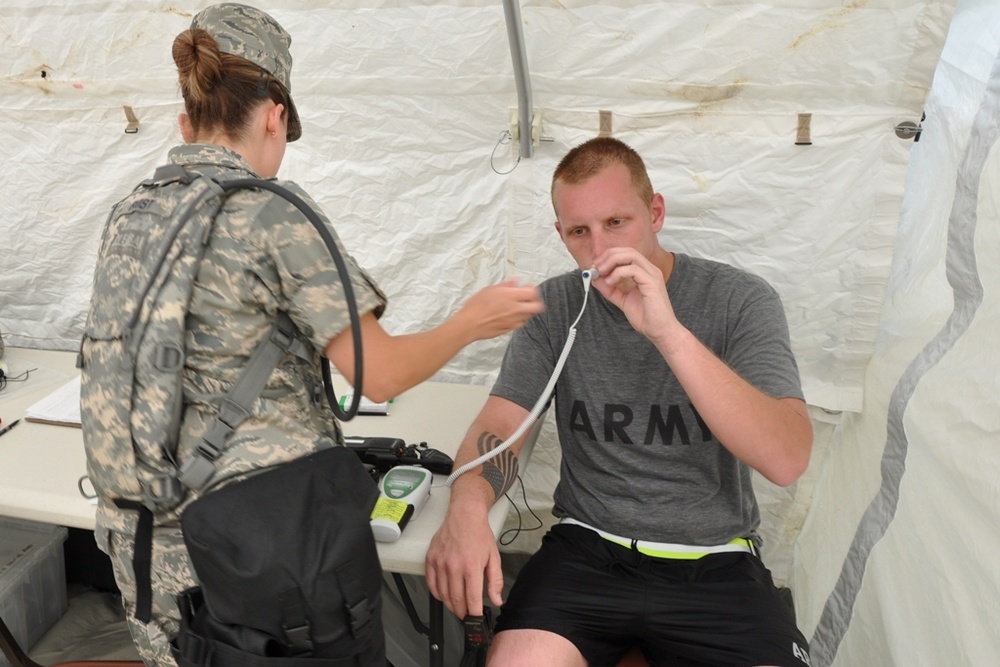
456,279,544,341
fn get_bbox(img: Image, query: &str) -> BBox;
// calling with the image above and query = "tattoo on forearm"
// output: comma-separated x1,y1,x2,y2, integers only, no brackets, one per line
476,431,519,500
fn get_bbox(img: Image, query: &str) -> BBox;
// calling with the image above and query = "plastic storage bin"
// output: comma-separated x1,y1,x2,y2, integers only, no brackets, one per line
0,517,68,667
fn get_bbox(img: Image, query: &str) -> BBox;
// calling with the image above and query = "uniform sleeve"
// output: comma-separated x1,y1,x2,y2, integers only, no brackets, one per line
254,181,387,352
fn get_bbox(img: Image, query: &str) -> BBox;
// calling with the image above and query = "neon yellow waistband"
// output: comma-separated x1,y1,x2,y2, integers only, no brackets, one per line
560,517,756,560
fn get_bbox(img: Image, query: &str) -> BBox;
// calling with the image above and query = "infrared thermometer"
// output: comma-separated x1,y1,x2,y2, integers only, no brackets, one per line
370,465,433,542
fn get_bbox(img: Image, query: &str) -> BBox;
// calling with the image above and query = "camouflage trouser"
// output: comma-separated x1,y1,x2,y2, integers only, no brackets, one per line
105,526,196,667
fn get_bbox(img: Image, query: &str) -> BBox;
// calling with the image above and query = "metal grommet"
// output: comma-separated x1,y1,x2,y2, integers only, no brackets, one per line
895,120,922,140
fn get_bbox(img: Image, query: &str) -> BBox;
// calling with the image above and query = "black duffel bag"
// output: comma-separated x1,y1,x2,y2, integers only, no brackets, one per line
171,445,384,667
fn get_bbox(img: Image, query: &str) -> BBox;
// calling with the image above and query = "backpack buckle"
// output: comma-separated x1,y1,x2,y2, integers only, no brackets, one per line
147,164,196,187
178,454,216,491
154,343,184,373
141,473,184,510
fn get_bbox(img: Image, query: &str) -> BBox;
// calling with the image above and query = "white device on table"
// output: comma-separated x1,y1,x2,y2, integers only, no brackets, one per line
370,465,433,542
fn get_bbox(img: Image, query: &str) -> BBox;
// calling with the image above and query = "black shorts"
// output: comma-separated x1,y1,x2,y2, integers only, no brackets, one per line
494,524,811,667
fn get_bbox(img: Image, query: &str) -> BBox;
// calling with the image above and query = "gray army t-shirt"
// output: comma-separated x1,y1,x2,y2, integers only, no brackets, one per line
492,253,803,545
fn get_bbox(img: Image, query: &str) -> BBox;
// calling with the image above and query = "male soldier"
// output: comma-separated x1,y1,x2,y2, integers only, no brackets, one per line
426,137,813,667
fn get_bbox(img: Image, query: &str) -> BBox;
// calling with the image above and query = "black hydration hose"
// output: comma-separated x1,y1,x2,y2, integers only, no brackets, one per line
221,179,364,421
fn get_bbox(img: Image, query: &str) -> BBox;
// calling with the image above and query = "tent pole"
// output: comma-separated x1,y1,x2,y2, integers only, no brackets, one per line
502,0,533,159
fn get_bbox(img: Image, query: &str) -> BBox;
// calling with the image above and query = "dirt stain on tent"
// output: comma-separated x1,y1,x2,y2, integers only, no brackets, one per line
678,80,746,114
159,7,193,19
789,0,868,50
105,8,191,56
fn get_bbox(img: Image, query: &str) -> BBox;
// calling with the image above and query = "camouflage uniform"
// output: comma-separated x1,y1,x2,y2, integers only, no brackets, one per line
93,142,386,666
84,6,384,664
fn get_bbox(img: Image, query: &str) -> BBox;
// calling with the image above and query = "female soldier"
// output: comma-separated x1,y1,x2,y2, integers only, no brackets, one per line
83,4,542,666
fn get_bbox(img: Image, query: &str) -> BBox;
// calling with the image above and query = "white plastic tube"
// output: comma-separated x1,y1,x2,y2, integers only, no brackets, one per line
445,269,597,487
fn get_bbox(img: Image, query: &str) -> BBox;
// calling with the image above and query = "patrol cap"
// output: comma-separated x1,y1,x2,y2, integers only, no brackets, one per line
191,3,302,142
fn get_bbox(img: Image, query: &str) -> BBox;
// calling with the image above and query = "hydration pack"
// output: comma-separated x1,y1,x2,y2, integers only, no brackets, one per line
80,160,366,518
80,164,309,517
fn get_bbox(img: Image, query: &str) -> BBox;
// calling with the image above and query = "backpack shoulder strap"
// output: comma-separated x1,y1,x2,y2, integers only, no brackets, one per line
178,310,310,491
143,163,198,188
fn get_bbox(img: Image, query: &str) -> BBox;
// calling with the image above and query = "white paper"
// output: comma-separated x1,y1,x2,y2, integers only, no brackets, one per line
25,375,82,426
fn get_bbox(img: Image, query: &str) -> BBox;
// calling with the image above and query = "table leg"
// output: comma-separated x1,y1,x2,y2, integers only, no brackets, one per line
391,572,445,666
429,597,444,667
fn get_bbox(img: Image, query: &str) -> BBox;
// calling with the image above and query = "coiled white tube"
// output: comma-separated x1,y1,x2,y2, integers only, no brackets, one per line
445,268,597,487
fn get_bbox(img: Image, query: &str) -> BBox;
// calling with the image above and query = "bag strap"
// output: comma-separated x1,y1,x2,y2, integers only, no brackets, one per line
279,588,313,655
174,637,358,667
178,310,310,491
125,174,226,355
113,499,155,623
339,571,374,642
172,589,361,667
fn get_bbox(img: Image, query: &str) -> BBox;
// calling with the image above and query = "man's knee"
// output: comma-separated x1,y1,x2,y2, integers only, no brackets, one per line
487,629,587,667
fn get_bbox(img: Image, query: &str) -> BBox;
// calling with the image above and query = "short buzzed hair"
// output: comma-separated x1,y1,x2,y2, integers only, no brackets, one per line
551,137,654,214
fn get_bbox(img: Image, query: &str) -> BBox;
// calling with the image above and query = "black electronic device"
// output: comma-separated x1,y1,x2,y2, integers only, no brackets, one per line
344,436,454,475
345,436,407,471
458,610,493,667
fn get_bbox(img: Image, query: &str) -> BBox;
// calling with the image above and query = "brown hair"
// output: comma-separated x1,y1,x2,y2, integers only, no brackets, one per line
172,28,293,142
551,137,654,213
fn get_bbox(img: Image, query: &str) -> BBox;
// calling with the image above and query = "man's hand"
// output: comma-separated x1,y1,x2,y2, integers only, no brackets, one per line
594,248,812,486
426,398,530,618
592,247,679,348
425,502,504,619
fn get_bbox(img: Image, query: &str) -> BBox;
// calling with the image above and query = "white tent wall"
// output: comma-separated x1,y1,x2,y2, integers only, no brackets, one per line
2,0,952,405
793,1,1000,664
4,0,997,665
